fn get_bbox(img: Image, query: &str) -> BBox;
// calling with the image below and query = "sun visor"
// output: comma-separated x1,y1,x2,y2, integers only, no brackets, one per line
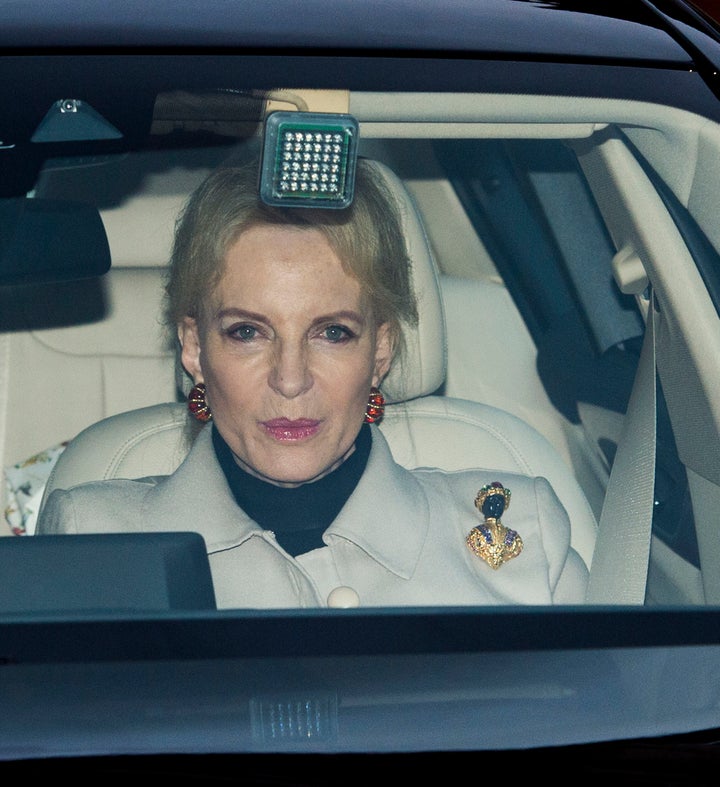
0,198,111,285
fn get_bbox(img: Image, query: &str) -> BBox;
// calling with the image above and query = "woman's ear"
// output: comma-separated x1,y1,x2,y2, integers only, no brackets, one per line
178,317,203,382
372,322,394,386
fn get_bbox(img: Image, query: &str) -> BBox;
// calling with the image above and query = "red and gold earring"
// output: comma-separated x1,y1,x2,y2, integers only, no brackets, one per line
188,382,212,422
364,386,385,423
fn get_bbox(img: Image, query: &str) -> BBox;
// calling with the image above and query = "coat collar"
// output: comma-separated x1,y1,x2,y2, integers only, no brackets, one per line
143,425,260,550
144,423,430,577
323,425,430,579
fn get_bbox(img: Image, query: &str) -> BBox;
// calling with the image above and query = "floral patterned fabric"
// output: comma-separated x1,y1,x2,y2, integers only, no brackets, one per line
4,443,68,535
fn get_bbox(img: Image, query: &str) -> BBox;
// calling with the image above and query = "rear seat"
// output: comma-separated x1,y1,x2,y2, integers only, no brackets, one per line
0,268,177,533
440,274,606,516
441,274,570,454
1,151,216,533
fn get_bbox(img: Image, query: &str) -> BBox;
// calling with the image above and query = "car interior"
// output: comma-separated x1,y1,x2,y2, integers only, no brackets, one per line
2,86,720,610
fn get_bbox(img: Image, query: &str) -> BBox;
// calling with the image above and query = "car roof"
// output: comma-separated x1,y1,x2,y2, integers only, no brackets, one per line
3,1,720,200
0,0,704,63
7,0,720,773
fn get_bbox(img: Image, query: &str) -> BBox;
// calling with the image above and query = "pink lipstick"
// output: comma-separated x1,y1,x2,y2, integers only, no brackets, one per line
262,418,320,441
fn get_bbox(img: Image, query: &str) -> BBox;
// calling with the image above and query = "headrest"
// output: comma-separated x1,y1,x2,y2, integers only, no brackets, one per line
163,159,447,403
42,153,447,402
366,160,446,402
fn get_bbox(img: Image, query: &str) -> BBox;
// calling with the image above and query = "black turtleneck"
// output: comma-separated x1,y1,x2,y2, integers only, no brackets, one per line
212,422,371,557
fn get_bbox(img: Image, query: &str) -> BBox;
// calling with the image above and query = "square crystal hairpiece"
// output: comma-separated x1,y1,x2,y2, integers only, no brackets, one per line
259,111,359,209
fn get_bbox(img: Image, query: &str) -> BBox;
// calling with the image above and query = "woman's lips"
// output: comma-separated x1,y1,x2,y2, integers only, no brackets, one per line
261,418,321,441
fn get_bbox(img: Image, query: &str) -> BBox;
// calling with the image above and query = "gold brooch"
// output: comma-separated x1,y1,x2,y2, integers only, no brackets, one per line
466,481,523,569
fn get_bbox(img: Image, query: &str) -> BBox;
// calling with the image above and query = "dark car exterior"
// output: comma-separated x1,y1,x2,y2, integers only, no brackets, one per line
4,0,720,780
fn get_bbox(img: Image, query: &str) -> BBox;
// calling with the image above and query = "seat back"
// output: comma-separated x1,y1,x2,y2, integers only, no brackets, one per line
1,150,216,531
38,158,597,568
43,398,597,567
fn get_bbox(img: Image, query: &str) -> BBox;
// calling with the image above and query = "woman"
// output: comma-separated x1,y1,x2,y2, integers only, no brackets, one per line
36,158,589,608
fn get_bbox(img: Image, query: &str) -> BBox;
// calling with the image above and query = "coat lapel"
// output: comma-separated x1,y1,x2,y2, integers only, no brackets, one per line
141,424,431,579
141,425,260,551
323,425,431,579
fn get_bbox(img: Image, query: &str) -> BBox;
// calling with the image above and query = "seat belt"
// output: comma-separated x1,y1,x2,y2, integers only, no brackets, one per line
585,292,657,604
0,334,11,528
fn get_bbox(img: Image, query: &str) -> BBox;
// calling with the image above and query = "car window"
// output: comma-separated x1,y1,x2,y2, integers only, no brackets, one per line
4,90,711,600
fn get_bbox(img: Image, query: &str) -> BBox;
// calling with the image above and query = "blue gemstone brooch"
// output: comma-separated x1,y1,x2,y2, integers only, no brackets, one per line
466,481,523,569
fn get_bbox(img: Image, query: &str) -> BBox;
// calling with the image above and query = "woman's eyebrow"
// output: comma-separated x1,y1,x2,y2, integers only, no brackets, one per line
216,308,367,326
312,310,366,325
216,308,267,322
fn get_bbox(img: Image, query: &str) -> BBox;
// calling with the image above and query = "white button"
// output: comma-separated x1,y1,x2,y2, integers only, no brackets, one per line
327,586,360,608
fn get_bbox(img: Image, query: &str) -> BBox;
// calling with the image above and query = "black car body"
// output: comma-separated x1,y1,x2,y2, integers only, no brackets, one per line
3,0,720,779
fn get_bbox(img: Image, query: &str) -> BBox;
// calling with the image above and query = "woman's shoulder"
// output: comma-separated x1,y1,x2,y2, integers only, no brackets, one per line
407,466,570,546
410,465,558,507
36,476,163,535
401,465,586,601
52,475,164,501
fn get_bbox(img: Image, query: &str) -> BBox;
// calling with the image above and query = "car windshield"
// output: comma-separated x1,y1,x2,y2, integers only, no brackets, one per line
4,0,720,775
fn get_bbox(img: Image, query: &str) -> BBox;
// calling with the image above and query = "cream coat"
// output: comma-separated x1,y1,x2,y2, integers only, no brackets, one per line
37,424,589,608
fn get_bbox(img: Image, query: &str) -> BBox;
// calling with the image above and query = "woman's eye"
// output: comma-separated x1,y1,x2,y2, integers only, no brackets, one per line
322,325,353,343
229,324,258,341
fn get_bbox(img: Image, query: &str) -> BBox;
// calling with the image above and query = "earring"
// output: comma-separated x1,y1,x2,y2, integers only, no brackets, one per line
188,382,212,422
364,386,385,423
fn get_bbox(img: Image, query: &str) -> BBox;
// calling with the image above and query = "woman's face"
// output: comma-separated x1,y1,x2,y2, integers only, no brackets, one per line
179,223,393,487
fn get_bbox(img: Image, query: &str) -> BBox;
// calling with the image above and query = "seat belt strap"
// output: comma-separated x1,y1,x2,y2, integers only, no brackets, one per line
585,293,657,604
0,334,11,527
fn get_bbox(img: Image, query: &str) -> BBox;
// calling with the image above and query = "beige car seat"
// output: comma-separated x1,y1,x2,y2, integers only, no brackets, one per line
39,160,598,569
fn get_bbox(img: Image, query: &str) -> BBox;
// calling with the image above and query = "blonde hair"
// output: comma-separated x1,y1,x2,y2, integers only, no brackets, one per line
164,158,418,362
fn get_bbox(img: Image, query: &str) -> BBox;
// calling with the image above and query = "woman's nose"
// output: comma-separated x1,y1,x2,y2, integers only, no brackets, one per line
268,341,313,398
